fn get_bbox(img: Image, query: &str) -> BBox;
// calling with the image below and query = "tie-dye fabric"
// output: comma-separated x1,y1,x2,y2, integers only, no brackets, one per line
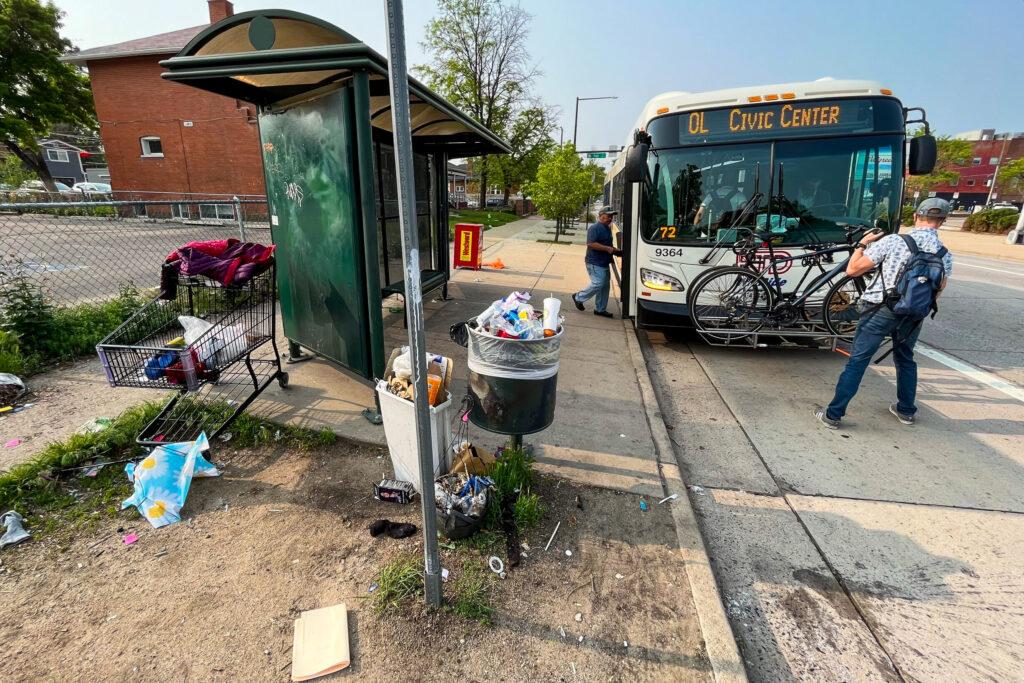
122,433,219,528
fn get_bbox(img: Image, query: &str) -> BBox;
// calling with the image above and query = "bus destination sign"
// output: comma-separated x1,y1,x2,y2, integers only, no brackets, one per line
650,98,893,146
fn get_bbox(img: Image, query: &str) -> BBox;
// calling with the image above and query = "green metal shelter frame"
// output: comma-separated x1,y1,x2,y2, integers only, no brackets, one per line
160,10,509,382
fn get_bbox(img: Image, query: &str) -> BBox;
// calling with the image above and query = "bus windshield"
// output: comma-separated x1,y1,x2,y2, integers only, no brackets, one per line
642,134,903,246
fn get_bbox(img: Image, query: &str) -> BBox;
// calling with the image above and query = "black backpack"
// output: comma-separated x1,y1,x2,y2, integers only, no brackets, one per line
885,235,948,321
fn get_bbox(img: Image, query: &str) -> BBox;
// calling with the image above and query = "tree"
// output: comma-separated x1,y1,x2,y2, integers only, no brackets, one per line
0,153,37,187
0,0,95,191
417,0,537,207
526,144,593,242
903,132,973,203
489,105,556,204
996,157,1024,198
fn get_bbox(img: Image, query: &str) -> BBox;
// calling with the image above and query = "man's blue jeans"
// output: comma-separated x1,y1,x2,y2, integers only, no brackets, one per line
826,305,922,420
577,263,610,313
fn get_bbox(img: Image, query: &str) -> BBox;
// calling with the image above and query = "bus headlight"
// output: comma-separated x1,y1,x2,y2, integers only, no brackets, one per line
641,268,685,291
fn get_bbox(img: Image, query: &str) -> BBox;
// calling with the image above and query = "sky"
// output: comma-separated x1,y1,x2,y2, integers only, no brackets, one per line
54,0,1024,161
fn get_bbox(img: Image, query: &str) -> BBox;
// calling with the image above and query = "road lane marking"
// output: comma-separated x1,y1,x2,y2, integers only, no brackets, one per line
917,344,1024,404
957,262,1024,276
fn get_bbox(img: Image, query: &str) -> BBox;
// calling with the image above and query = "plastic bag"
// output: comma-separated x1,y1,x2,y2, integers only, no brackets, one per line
178,315,221,364
466,323,562,380
0,373,26,406
211,324,247,366
122,433,219,528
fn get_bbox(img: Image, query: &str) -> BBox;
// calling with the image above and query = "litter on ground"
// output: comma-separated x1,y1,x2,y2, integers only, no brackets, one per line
122,433,219,529
0,511,31,549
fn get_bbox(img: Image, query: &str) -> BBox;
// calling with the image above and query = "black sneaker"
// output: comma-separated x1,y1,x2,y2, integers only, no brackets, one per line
572,294,585,311
889,404,915,425
813,408,840,429
594,310,613,318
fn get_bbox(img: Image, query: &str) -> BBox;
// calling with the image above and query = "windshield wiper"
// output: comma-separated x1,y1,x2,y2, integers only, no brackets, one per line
699,162,763,265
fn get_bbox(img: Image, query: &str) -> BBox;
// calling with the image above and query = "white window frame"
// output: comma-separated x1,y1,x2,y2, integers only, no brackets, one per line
966,179,976,187
140,136,164,158
989,157,999,165
200,203,235,221
46,148,70,163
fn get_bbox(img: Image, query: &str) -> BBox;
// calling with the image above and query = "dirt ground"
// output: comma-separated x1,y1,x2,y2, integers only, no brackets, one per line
0,356,162,472
0,438,710,682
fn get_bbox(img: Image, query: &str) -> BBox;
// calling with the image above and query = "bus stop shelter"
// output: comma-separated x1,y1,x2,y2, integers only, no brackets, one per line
160,9,509,382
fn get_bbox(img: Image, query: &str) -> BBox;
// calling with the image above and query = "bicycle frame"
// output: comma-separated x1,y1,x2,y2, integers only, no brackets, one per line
742,241,854,309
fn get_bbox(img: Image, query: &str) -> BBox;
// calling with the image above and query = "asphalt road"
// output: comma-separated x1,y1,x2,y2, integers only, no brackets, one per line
642,270,1024,681
919,252,1024,386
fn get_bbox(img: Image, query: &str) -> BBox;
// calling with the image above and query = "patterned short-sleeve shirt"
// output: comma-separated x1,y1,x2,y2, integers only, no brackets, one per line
860,228,954,304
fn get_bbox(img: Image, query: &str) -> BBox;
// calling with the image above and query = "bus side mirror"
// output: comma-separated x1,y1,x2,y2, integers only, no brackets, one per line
624,143,649,183
908,135,937,175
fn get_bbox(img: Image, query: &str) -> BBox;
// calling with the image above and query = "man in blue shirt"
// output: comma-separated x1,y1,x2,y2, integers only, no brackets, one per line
572,206,620,318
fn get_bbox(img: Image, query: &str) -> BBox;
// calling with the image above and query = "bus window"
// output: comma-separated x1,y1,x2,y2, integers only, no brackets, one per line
644,142,771,244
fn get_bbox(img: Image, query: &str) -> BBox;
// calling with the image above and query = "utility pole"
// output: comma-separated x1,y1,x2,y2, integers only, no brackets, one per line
383,0,443,607
573,95,617,147
985,133,1011,206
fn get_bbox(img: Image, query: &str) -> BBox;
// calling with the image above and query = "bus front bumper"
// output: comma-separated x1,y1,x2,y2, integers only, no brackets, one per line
636,299,692,330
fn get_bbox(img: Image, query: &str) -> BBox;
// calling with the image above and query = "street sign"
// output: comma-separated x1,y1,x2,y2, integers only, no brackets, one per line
587,152,606,159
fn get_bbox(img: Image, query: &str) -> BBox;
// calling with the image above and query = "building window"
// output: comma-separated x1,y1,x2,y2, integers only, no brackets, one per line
140,137,163,157
200,204,235,220
971,157,981,166
985,179,992,186
46,148,69,163
950,178,958,186
989,157,999,165
966,179,975,186
171,204,191,220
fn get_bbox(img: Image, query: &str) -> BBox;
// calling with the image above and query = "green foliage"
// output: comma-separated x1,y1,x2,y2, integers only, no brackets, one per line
373,555,424,613
0,0,97,188
0,274,144,372
903,133,973,199
963,208,1020,234
527,144,597,238
900,203,917,227
449,562,494,624
513,489,544,529
0,329,25,374
447,207,519,235
996,157,1024,196
484,443,536,528
489,106,556,194
0,153,36,187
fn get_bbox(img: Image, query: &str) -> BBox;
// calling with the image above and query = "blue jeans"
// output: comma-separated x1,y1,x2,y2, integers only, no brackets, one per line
826,305,922,420
577,263,610,313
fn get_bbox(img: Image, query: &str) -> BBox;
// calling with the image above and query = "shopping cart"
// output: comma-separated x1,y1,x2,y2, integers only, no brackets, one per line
96,264,287,445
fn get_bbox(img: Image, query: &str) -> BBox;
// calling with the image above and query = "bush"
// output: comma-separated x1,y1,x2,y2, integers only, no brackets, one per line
963,208,1019,234
900,203,916,227
0,273,144,374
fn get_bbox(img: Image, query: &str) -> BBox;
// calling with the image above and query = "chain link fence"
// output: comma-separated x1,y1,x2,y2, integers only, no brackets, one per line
0,197,271,305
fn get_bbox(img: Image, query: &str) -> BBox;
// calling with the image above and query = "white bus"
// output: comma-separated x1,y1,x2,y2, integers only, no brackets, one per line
605,79,936,340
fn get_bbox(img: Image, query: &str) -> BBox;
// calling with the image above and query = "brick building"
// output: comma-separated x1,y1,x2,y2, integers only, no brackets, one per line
928,129,1024,210
62,1,264,197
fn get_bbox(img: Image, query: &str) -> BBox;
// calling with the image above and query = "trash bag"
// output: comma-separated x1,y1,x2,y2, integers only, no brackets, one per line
436,507,484,540
466,322,562,380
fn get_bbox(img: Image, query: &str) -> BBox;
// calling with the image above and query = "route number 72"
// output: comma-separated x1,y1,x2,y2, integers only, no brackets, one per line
658,225,678,240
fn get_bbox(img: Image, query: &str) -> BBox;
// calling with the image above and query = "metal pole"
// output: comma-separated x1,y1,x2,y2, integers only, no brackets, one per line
233,195,246,242
383,0,443,607
572,97,580,146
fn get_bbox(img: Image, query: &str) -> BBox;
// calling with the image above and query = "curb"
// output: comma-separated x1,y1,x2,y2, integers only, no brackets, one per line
622,320,748,683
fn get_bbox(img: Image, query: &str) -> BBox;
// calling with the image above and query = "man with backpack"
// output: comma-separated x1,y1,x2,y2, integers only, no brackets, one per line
816,198,954,429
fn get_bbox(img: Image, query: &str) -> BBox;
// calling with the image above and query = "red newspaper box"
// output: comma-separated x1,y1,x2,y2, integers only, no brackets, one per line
453,223,483,270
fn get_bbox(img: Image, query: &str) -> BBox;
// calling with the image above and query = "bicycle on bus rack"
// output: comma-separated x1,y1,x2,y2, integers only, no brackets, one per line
686,224,883,346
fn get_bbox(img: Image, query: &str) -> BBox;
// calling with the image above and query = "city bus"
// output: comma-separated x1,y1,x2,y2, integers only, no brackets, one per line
604,79,936,340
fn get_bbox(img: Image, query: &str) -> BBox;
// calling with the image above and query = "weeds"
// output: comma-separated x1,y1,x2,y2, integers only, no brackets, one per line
373,555,424,613
484,443,536,528
0,269,145,375
448,562,494,624
513,490,544,530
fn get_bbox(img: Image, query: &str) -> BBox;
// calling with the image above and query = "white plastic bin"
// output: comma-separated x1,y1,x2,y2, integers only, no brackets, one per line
376,381,453,493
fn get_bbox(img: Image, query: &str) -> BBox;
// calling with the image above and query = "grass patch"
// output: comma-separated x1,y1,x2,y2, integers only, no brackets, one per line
448,561,494,624
513,490,544,530
0,399,336,522
447,208,519,235
373,554,424,613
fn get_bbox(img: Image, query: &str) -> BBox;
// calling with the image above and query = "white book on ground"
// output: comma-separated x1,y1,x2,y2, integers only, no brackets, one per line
291,603,351,681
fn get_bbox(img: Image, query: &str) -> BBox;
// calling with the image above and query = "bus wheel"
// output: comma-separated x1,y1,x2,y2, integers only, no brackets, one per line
688,267,772,342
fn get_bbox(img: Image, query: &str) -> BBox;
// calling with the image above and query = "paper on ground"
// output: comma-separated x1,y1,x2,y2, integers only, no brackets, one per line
291,603,350,681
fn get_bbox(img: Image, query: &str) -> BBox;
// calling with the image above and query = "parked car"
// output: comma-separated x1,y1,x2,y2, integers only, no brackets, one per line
485,197,505,208
18,179,74,194
989,201,1019,211
71,182,113,196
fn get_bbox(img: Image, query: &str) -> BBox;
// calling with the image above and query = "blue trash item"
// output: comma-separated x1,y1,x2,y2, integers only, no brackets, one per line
122,433,219,528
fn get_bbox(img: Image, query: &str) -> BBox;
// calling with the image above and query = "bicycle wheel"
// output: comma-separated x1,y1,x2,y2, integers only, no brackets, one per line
823,275,866,340
688,267,773,341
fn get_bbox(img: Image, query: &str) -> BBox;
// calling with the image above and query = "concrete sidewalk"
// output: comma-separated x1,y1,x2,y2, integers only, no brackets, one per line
255,218,671,496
